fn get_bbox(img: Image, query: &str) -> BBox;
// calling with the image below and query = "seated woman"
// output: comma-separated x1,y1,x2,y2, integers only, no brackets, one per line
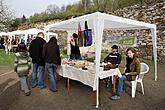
70,33,82,60
111,47,140,100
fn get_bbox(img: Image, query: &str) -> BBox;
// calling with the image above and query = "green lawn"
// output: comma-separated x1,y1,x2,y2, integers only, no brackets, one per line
0,49,15,65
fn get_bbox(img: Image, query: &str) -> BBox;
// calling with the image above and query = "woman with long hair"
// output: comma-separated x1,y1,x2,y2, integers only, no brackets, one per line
111,47,140,100
70,33,82,60
42,37,61,92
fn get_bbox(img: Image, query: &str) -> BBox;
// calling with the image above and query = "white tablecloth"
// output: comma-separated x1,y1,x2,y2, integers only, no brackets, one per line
58,64,121,91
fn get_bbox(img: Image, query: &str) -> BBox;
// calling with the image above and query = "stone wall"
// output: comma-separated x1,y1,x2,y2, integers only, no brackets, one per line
103,1,165,63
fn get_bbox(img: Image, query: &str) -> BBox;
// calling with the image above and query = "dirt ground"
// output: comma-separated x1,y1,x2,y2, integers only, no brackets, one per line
0,60,165,110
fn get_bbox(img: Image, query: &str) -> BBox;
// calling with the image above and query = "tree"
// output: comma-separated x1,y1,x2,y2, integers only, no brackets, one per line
80,0,92,12
0,0,13,31
92,0,113,12
60,5,66,12
46,4,60,14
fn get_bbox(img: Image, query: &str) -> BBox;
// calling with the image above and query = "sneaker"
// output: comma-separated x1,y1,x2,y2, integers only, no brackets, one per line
38,85,46,89
50,89,58,92
25,92,31,96
111,95,120,100
32,85,37,88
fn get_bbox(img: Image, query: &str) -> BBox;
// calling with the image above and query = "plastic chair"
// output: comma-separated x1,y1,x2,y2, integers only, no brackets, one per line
131,62,149,98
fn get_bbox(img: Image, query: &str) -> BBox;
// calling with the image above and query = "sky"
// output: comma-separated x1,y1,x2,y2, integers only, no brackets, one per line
5,0,80,18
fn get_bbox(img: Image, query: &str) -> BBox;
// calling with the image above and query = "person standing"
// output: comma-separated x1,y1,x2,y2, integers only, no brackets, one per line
14,42,31,96
29,32,46,89
42,37,61,92
70,33,82,60
111,47,140,100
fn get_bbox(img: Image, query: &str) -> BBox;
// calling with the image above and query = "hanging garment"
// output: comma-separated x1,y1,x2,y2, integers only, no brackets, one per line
77,23,83,47
84,29,92,46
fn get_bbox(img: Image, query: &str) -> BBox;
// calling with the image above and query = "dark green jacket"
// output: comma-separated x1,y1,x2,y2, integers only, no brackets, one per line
14,52,31,77
125,57,140,80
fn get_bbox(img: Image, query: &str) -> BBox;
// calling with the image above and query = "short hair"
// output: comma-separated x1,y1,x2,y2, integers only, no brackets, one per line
37,32,44,37
111,45,118,49
72,33,78,38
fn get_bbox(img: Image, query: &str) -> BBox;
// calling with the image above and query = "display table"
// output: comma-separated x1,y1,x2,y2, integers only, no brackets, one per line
58,64,121,91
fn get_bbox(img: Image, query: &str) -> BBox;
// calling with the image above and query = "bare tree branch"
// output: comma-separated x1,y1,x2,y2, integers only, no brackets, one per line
0,0,13,31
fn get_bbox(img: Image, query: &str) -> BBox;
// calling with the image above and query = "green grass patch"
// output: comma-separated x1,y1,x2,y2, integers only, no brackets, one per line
0,49,15,65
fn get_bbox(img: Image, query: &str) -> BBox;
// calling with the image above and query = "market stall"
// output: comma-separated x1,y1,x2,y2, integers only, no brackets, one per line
44,12,157,108
23,28,57,44
59,61,121,91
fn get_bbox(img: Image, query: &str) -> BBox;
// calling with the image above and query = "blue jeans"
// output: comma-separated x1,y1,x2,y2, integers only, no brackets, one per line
116,75,127,96
45,63,57,91
70,54,82,60
32,63,45,89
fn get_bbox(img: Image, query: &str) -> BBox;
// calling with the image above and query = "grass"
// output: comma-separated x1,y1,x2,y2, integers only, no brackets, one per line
0,49,15,65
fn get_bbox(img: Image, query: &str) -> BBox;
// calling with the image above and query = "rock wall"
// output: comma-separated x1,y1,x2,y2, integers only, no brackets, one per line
103,1,165,63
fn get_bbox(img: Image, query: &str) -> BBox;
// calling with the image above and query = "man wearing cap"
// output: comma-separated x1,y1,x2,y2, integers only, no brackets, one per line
103,45,122,89
104,45,122,66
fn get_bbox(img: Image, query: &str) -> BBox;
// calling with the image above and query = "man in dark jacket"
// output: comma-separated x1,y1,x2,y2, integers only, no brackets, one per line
29,32,46,89
104,45,122,66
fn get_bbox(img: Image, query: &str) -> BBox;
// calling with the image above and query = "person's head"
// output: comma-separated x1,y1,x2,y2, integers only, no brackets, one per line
18,42,27,52
72,33,78,40
48,37,57,45
126,47,137,58
111,45,118,53
37,32,45,39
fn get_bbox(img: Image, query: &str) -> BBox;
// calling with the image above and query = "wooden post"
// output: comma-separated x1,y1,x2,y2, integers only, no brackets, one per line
67,78,70,94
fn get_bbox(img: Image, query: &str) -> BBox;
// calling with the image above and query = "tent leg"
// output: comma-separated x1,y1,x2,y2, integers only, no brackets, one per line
67,78,70,94
96,78,99,108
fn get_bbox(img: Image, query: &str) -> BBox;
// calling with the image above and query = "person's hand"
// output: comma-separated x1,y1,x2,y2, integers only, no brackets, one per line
107,62,111,64
125,73,130,75
102,62,107,66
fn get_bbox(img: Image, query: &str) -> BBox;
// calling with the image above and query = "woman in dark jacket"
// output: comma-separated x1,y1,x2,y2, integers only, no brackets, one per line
70,33,82,60
111,47,140,100
42,37,61,92
14,42,31,96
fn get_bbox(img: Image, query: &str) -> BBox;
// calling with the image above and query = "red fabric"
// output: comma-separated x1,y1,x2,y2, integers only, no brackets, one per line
78,23,83,47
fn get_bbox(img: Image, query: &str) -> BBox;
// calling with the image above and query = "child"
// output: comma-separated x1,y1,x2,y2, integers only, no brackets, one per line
14,42,31,96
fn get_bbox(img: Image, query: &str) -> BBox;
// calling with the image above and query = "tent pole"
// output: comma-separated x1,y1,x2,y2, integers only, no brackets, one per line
151,27,157,81
94,16,104,108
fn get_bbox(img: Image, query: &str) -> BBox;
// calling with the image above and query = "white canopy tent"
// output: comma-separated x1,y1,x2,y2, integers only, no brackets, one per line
7,30,25,44
23,28,57,43
0,32,9,36
44,12,157,108
8,30,24,36
1,28,57,44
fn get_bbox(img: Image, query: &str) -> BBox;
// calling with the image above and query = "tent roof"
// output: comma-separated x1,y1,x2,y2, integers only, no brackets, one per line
23,28,56,36
23,28,44,35
0,32,8,36
8,30,24,35
45,12,156,31
23,28,40,34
